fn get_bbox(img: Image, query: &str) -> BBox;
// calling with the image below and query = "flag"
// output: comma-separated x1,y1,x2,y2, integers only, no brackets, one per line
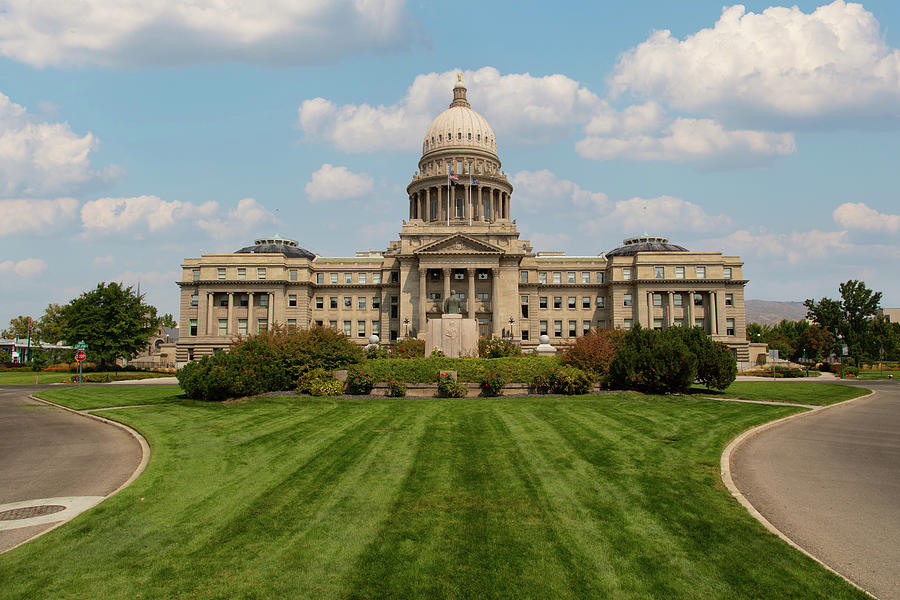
471,176,479,186
449,172,459,184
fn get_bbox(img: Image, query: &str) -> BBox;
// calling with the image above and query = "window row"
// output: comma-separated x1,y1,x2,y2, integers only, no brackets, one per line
622,292,735,307
314,296,383,310
535,296,606,310
315,271,384,285
530,271,605,284
623,266,734,281
192,267,291,282
310,320,382,338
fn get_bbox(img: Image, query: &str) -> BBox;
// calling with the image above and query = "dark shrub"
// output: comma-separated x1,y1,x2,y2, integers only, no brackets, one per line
608,326,697,394
671,327,736,390
549,366,592,395
345,365,375,395
177,339,290,401
478,338,522,358
437,373,467,398
560,329,624,382
386,378,407,397
481,371,509,396
297,368,343,396
530,372,552,394
253,325,363,381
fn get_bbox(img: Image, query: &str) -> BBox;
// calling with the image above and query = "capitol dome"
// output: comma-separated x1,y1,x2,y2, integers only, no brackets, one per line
421,77,497,158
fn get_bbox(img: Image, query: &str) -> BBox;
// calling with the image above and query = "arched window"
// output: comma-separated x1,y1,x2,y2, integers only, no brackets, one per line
477,134,481,141
457,132,462,140
467,132,472,140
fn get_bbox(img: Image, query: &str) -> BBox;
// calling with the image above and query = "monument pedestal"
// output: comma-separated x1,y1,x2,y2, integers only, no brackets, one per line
425,314,478,358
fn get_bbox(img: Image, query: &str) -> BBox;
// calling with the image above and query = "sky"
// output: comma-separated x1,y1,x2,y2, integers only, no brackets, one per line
1,0,899,329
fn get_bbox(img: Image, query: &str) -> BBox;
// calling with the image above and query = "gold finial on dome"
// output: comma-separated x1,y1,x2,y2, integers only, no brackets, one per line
457,72,462,82
450,74,469,108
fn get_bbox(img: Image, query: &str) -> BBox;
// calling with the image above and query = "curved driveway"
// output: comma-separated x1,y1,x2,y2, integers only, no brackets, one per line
731,380,900,599
0,386,143,553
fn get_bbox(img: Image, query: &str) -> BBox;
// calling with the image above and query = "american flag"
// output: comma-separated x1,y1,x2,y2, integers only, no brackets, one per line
471,177,479,186
448,172,459,181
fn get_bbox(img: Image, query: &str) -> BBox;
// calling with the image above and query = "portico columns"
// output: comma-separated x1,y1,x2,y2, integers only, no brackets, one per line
198,288,208,336
267,293,274,328
667,292,674,327
477,186,483,220
442,268,451,309
248,292,255,334
418,268,427,335
227,292,234,335
206,292,214,336
425,188,430,221
491,268,500,335
467,268,476,318
687,291,694,328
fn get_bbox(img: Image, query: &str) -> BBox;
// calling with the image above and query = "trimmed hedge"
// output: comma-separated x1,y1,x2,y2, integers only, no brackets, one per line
365,356,561,383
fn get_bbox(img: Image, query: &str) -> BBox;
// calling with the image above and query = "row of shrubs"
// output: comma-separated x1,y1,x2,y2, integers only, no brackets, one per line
364,356,560,384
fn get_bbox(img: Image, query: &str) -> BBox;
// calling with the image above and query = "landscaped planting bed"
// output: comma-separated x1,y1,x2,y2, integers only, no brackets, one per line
364,356,561,383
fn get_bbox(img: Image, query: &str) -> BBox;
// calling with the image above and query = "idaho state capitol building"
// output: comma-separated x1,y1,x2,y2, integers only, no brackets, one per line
176,79,750,365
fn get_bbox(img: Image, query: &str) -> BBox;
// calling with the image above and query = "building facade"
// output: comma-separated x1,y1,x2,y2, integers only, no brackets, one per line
176,80,750,365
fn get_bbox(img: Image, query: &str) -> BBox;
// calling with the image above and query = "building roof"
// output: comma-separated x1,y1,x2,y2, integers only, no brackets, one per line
606,235,688,257
422,77,498,159
236,236,316,259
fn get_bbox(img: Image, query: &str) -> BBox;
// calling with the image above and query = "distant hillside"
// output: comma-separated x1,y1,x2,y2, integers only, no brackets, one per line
746,300,808,326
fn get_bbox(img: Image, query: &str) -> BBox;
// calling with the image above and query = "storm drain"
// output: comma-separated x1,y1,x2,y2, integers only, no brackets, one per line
0,505,67,521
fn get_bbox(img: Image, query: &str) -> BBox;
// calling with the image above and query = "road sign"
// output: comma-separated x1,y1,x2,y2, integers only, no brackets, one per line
74,340,88,350
768,349,779,361
75,350,86,362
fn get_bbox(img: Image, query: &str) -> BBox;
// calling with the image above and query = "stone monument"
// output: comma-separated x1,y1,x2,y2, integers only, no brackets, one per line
534,334,557,356
425,312,478,358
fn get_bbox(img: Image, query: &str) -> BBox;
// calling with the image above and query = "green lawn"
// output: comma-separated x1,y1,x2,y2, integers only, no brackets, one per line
0,371,171,385
695,381,869,406
0,389,866,599
34,385,184,410
855,368,900,380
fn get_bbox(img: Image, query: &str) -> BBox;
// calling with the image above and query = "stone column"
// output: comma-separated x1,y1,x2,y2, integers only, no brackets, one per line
491,268,500,336
206,292,214,336
667,292,674,327
442,268,451,310
477,186,483,220
716,290,726,335
418,267,427,335
248,292,255,334
467,268,476,318
227,292,234,335
425,188,431,221
687,291,694,329
268,292,274,328
647,292,653,328
504,194,510,221
198,287,207,336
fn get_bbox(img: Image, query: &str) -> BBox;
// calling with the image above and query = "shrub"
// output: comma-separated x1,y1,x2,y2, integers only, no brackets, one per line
393,338,425,359
437,373,467,398
429,348,446,358
345,365,375,395
365,356,561,384
560,329,624,382
0,350,10,363
671,327,736,390
608,326,697,394
386,378,407,397
530,372,552,394
297,368,343,396
548,366,592,395
481,371,509,396
366,345,389,359
177,341,290,402
478,338,522,358
253,325,363,381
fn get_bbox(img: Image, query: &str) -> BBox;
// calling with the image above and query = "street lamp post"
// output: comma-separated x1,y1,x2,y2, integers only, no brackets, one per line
837,334,844,379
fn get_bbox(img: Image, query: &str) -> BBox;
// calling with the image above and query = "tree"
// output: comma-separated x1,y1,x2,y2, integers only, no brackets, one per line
805,280,882,359
159,313,178,328
1,315,37,339
62,282,160,368
30,347,48,371
38,303,67,343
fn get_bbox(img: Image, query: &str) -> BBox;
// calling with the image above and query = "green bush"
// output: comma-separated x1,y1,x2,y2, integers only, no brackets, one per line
177,341,290,402
480,371,509,396
386,378,407,397
437,373,467,398
392,338,425,358
256,325,363,381
530,372,552,394
297,368,343,396
478,338,522,358
345,365,375,395
429,348,446,358
560,329,624,381
548,366,592,395
608,326,697,394
365,345,389,359
365,356,560,383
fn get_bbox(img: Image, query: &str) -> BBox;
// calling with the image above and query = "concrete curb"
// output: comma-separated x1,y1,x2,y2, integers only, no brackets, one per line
0,395,151,554
720,388,878,599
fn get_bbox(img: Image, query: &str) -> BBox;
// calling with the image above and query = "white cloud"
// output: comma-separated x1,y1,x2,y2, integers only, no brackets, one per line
305,164,374,202
298,67,602,152
511,169,607,212
529,232,572,252
833,202,900,234
595,195,732,234
576,117,795,163
610,1,900,125
93,255,114,265
196,197,274,239
0,197,79,236
0,0,420,68
80,195,218,236
0,258,47,277
0,92,114,196
706,228,851,264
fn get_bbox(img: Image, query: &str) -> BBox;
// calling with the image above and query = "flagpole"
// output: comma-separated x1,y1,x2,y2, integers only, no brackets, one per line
446,169,450,226
467,180,472,226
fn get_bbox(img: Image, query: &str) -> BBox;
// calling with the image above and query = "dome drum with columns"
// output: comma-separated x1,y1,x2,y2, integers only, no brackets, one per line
175,78,754,368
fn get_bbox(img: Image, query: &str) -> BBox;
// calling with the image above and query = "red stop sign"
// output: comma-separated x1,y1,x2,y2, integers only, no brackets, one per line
75,350,86,362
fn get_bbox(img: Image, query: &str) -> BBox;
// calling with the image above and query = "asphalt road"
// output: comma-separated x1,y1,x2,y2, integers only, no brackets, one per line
0,386,142,553
732,380,900,600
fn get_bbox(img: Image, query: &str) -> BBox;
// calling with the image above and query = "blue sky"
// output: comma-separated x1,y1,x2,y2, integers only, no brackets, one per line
1,0,899,329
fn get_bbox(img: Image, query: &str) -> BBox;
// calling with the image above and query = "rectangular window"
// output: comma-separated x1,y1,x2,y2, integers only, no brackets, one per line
522,329,529,341
329,320,337,330
567,272,576,283
583,320,591,335
217,319,227,336
568,297,576,309
653,318,663,330
373,272,382,284
554,297,562,309
675,266,685,279
539,296,548,309
289,294,297,307
189,319,197,336
330,272,338,284
357,320,366,338
236,319,247,335
372,296,381,309
554,320,562,338
623,319,633,330
258,295,268,307
358,272,367,284
521,303,528,319
723,267,732,280
553,272,561,284
726,318,736,336
344,296,352,308
674,293,683,306
695,318,705,328
568,320,577,337
596,296,605,308
315,297,323,309
623,294,633,307
192,269,200,281
694,295,703,306
219,296,228,307
581,272,590,283
287,319,297,328
725,293,734,306
238,267,246,280
390,296,398,319
652,293,662,307
343,321,351,336
217,267,226,280
316,273,323,284
582,296,591,309
257,268,266,280
238,294,248,307
258,319,268,332
330,297,338,309
539,272,547,284
290,270,298,282
674,318,684,327
540,320,548,336
596,272,604,283
622,268,632,281
187,348,194,361
520,271,528,283
344,272,353,284
372,321,380,336
655,267,665,279
390,272,399,283
315,320,323,327
454,272,464,280
190,294,198,306
596,320,606,330
696,266,706,278
358,297,366,310
476,292,489,301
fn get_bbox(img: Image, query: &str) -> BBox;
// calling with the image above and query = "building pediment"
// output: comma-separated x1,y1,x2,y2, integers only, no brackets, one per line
414,234,504,255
